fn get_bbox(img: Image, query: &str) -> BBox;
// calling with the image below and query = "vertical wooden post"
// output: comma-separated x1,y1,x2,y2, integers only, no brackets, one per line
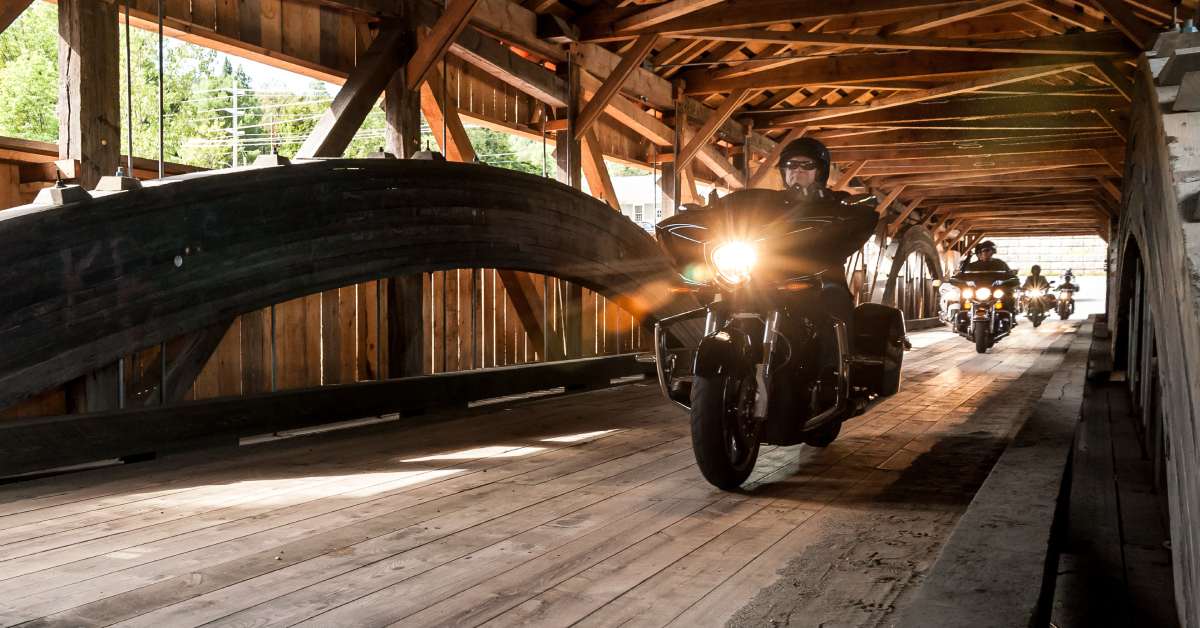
380,11,424,378
58,0,120,411
57,0,119,190
386,275,424,378
564,281,583,358
658,161,678,219
555,46,581,189
384,9,421,158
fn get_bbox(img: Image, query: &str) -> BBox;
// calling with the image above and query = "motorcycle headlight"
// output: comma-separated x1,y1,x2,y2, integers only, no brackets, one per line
975,287,992,300
710,241,757,285
1029,288,1044,297
962,287,974,300
994,288,1004,299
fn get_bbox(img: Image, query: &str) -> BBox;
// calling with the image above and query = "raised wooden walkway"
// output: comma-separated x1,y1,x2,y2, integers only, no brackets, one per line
0,322,1082,627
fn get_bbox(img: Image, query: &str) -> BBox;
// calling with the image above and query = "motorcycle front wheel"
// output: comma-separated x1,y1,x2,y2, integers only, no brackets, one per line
974,324,990,353
690,373,760,490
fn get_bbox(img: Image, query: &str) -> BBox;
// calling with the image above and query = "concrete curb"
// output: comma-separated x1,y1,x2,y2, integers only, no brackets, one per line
894,317,1094,628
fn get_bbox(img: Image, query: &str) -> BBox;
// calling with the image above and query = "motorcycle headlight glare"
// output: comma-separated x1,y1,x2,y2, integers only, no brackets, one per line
710,241,757,285
994,288,1004,299
962,287,974,300
1028,288,1044,297
975,287,992,300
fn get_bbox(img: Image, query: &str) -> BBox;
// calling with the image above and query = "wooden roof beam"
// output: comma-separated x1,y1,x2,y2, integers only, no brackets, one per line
1027,0,1109,31
831,160,867,191
881,0,1029,35
1093,58,1135,100
614,0,725,31
675,89,753,172
759,94,1126,129
584,0,974,41
406,0,481,90
575,34,657,138
581,130,621,210
1089,0,1157,49
0,1,32,35
766,64,1093,127
449,27,567,108
682,48,1133,94
297,24,410,158
420,66,477,162
671,28,1132,57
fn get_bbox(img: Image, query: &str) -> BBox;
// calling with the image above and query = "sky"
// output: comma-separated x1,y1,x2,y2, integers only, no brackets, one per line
213,50,331,94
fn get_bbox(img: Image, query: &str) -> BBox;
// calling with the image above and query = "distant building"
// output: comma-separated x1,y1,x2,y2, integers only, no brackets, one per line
609,174,717,233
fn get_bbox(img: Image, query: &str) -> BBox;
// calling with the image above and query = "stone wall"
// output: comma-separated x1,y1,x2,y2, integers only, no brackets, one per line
1109,35,1200,628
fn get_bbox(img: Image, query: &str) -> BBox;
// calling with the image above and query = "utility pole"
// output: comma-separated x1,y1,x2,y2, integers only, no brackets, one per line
221,87,243,167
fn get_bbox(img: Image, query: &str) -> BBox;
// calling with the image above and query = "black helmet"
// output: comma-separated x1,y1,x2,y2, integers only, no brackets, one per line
1031,264,1041,274
776,137,831,187
975,240,997,254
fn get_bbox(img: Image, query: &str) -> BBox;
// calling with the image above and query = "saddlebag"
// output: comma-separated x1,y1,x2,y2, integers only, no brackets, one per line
851,303,905,396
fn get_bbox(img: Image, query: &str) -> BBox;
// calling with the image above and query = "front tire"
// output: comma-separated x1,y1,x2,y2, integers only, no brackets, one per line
690,374,760,490
974,324,990,353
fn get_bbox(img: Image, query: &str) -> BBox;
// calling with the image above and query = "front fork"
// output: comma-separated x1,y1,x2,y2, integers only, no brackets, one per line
656,305,849,421
698,307,780,420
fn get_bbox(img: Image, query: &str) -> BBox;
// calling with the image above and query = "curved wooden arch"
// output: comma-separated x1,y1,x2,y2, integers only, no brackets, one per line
881,225,944,307
0,159,690,408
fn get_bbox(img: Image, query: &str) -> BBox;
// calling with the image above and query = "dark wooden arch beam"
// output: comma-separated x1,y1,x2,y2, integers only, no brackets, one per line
0,159,692,408
880,225,944,306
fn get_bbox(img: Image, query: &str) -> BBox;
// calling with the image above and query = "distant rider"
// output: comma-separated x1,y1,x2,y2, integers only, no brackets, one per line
1023,265,1050,292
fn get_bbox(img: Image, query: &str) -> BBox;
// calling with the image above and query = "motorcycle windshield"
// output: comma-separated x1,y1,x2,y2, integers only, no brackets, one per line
951,270,1018,287
655,189,873,284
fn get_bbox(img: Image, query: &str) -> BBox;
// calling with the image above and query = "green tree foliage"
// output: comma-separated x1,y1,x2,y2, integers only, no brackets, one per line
0,4,58,141
0,3,546,175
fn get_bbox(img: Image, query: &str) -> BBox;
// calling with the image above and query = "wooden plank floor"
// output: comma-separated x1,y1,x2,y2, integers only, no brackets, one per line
0,321,1084,628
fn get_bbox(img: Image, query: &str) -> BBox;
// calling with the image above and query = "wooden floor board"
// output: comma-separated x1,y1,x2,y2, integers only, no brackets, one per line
2,415,683,623
0,324,1086,628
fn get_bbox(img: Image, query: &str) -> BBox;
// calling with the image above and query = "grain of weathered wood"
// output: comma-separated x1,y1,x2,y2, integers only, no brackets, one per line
0,355,651,478
57,0,119,190
0,324,1086,627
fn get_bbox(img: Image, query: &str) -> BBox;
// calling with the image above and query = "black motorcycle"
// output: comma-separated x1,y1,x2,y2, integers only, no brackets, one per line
945,271,1020,353
652,190,906,490
1056,281,1076,320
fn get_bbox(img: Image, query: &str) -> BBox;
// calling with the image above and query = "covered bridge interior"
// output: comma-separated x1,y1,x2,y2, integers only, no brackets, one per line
1,0,1199,625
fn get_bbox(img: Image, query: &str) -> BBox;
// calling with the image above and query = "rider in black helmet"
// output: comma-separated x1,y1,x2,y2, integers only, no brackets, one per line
962,240,1011,273
777,137,844,202
772,137,879,361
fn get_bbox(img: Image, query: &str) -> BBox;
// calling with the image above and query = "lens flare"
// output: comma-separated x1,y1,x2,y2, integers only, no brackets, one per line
975,287,992,300
711,241,757,285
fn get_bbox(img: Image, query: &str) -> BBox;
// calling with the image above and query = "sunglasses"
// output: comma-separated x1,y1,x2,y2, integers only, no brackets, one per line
782,159,818,171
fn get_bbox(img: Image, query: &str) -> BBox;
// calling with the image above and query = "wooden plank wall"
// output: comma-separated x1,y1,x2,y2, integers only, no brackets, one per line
132,0,359,75
172,271,647,402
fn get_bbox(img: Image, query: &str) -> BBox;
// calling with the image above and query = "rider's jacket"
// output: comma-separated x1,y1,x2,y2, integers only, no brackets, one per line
780,186,878,278
962,258,1012,273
